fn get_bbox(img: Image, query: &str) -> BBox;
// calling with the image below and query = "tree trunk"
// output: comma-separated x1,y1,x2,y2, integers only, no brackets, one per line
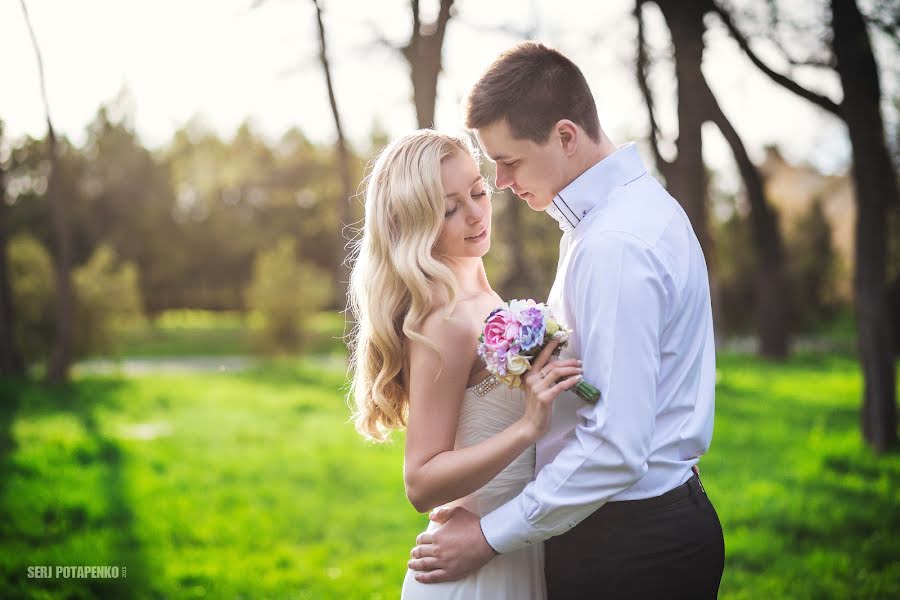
44,127,74,383
655,0,713,260
832,0,898,452
698,77,791,359
711,0,898,450
641,0,791,357
0,123,25,376
21,0,73,382
644,0,722,337
312,0,353,310
402,0,454,129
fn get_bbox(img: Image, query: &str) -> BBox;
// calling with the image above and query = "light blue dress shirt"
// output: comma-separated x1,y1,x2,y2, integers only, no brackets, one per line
480,143,717,554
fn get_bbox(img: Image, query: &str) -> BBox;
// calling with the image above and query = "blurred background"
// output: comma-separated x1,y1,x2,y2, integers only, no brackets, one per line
1,0,898,598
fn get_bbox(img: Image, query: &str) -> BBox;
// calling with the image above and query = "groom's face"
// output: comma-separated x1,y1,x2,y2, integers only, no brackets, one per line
475,119,568,211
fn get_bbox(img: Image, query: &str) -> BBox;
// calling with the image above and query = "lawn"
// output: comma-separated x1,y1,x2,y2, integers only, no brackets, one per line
105,310,347,358
0,353,897,599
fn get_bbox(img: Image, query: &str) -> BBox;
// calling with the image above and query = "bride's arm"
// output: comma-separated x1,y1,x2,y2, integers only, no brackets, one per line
403,311,580,513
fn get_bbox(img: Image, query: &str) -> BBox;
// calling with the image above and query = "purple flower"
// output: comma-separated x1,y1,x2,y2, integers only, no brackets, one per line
518,324,546,352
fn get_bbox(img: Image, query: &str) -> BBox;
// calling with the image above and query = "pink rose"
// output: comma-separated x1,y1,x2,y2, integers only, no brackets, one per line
504,320,521,341
483,309,513,349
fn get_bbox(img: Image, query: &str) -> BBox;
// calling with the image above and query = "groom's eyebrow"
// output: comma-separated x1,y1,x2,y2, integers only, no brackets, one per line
444,175,484,198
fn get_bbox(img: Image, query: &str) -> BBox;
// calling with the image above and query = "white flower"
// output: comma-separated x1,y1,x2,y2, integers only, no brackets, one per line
506,353,531,375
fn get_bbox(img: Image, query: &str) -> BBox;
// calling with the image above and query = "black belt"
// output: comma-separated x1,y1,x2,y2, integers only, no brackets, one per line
590,474,706,519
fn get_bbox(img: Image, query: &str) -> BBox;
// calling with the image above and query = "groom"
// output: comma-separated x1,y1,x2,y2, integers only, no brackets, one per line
408,42,724,598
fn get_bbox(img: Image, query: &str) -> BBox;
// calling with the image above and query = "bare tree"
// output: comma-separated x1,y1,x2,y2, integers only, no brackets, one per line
635,0,720,337
312,0,353,308
636,0,791,358
400,0,455,129
21,0,73,382
713,0,898,452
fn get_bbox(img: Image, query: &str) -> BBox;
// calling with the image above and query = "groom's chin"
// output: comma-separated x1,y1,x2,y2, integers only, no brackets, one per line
523,195,551,212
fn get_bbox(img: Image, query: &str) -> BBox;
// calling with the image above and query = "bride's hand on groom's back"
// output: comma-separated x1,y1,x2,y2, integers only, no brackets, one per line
520,339,583,440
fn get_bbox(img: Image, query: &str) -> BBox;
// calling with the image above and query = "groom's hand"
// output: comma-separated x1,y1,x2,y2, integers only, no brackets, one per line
408,506,497,583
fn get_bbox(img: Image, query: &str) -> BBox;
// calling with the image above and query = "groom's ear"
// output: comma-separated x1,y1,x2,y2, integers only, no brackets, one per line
555,120,579,157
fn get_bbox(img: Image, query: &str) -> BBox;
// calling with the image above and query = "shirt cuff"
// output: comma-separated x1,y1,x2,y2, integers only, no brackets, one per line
479,495,541,554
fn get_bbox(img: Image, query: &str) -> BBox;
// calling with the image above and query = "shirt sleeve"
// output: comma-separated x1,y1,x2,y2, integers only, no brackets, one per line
480,232,668,553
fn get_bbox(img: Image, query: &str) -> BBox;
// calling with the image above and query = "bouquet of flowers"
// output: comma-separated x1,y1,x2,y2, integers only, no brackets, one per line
476,299,600,404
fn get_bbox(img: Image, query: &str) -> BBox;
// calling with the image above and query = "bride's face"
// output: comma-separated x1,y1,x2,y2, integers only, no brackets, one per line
433,150,492,260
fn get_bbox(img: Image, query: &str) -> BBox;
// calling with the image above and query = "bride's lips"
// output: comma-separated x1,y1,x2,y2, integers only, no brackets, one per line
465,229,488,242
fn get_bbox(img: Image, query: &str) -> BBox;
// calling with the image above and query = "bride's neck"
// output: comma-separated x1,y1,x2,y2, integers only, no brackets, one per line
444,257,492,300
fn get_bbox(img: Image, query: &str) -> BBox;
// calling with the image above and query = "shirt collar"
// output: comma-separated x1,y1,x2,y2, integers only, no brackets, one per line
545,142,647,232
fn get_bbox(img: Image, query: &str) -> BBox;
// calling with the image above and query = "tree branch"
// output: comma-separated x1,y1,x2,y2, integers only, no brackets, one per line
861,0,900,36
701,77,761,205
312,0,347,146
863,12,900,45
711,1,842,116
635,0,671,177
454,18,531,38
411,0,420,34
435,0,453,42
364,18,402,52
20,0,54,129
769,35,835,69
762,0,836,69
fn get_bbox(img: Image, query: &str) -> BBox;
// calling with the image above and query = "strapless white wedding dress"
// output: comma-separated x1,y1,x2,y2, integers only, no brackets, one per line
401,378,547,599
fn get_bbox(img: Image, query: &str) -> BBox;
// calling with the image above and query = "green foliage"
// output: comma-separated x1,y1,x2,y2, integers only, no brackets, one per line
99,309,347,358
0,355,897,598
787,198,841,330
4,110,369,320
73,244,144,357
482,185,559,303
245,239,332,354
715,211,757,334
715,199,846,335
8,233,55,364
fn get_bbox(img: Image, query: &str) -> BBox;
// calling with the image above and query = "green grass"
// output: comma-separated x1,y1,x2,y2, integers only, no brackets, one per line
109,310,251,357
0,354,897,598
107,310,347,358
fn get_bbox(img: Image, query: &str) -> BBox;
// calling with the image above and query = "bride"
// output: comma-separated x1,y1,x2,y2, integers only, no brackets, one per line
346,130,583,599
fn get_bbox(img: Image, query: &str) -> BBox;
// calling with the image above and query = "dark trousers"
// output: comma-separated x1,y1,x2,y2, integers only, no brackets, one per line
545,475,724,599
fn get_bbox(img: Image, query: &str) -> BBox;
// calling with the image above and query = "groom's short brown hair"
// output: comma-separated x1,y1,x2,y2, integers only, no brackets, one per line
465,42,600,143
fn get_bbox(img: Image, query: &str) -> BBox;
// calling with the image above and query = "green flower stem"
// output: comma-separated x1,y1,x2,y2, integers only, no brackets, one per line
574,380,600,404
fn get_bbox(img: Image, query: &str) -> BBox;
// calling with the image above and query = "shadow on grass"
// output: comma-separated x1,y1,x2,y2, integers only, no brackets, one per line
0,376,157,599
711,355,900,597
0,378,26,464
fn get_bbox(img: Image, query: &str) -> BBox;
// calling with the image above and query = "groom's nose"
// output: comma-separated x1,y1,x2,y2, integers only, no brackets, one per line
494,165,513,190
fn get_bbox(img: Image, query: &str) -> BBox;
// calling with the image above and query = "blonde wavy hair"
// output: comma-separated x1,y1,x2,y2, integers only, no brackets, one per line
347,130,476,442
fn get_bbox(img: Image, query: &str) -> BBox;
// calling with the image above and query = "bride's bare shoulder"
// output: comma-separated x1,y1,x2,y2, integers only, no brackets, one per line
416,304,476,349
408,290,501,355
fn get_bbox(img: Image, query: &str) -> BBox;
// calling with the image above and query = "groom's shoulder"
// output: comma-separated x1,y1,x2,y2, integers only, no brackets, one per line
587,181,678,246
